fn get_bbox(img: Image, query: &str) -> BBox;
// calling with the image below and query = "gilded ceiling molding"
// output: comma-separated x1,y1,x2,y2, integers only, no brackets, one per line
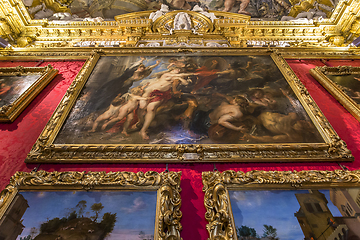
0,0,358,48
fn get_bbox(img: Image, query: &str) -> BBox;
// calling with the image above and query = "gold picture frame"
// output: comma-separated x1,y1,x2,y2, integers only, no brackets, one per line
310,66,360,122
202,170,360,240
24,48,352,163
0,170,182,240
0,65,58,122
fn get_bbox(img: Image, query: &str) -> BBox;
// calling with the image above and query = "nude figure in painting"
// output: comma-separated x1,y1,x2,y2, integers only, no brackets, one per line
137,68,197,140
222,0,250,15
89,86,150,135
209,96,247,132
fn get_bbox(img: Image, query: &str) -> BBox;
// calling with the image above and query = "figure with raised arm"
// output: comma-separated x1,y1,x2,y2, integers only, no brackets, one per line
137,68,197,140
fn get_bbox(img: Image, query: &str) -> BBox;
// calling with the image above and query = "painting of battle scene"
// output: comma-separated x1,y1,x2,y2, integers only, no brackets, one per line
229,188,360,240
54,55,324,145
327,74,360,106
23,0,339,21
0,75,41,108
8,191,157,240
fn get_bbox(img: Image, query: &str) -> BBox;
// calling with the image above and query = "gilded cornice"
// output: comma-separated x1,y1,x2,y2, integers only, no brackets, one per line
0,0,359,48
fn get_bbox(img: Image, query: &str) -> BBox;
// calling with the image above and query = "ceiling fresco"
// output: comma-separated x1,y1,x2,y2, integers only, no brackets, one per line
22,0,340,21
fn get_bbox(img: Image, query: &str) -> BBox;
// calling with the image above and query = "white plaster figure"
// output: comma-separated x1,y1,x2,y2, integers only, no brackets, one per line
192,5,217,22
149,4,170,22
174,12,192,30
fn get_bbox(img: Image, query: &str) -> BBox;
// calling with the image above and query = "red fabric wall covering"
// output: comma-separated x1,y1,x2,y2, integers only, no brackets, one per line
0,59,360,239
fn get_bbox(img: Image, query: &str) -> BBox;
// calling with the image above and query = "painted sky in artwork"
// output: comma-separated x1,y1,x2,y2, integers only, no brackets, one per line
229,189,342,240
17,191,157,240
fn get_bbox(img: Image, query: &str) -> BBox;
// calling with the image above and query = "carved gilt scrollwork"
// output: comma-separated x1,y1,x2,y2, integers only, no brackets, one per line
0,170,182,240
203,170,360,240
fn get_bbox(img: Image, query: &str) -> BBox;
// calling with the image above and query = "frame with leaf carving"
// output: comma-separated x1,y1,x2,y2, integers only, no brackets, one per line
0,65,58,122
23,48,353,163
203,170,360,240
1,0,360,48
0,170,182,240
310,66,360,122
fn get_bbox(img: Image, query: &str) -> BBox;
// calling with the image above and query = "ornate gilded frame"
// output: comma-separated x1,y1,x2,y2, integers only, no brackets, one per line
22,48,353,163
202,170,360,240
310,66,360,121
0,170,182,240
0,65,58,122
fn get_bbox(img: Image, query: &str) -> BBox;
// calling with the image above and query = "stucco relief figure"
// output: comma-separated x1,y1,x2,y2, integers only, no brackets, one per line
192,5,217,22
174,12,192,30
149,4,170,21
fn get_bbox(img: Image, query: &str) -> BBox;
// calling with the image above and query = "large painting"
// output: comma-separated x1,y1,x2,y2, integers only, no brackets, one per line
0,66,58,122
310,66,360,122
203,170,360,240
0,171,182,240
25,50,352,163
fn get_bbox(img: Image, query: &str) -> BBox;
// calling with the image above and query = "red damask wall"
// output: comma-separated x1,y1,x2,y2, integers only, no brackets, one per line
0,59,360,239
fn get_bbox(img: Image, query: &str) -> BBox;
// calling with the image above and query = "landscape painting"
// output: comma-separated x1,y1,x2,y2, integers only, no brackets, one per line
229,188,360,240
11,191,157,240
54,55,324,145
0,75,41,108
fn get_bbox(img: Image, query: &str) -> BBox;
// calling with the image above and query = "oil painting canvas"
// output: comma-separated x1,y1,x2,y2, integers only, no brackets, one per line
0,171,182,240
54,55,323,145
6,191,157,240
0,75,41,108
310,66,360,122
229,188,360,240
0,66,58,122
326,74,360,105
26,51,351,163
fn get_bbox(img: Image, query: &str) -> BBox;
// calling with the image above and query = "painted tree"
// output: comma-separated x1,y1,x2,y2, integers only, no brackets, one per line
100,212,117,239
29,227,38,238
262,225,278,240
90,202,104,222
237,225,257,239
76,200,87,217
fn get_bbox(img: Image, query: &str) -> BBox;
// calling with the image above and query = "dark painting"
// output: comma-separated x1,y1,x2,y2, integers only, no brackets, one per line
9,191,157,240
327,74,360,106
0,75,41,108
229,188,359,240
54,55,323,145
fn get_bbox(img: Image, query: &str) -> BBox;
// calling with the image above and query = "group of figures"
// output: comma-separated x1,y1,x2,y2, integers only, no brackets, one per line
24,0,338,21
56,55,323,145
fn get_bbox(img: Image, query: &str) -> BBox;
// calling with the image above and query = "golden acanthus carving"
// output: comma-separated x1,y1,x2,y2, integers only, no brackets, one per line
0,0,359,48
0,170,183,240
203,170,360,240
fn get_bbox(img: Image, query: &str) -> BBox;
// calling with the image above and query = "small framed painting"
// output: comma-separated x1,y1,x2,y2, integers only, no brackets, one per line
310,66,360,121
0,170,182,240
203,170,360,240
0,65,58,122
